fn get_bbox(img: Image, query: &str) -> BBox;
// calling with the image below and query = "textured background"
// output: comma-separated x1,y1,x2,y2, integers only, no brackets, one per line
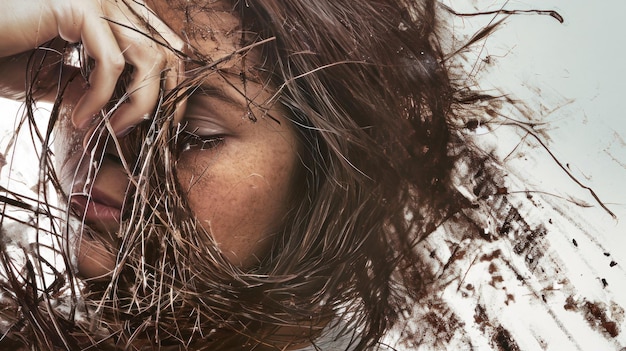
0,1,625,350
385,1,626,350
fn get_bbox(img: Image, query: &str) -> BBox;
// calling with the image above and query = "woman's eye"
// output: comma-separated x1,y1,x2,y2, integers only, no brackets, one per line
179,131,225,151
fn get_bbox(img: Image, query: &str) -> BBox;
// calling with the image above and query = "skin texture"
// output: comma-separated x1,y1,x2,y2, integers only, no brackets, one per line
0,0,300,277
1,0,189,133
47,0,301,276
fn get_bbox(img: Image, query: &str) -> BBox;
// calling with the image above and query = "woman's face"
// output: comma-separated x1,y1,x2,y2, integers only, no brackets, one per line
57,0,301,278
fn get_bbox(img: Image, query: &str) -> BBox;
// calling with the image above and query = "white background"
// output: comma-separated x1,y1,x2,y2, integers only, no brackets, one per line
447,0,626,236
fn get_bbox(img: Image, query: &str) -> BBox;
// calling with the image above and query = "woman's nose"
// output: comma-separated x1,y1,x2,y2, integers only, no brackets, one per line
90,153,132,207
83,129,139,206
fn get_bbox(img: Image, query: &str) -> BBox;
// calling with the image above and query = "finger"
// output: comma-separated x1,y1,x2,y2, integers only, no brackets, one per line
108,48,165,136
157,22,188,127
107,0,186,135
165,58,187,126
127,0,188,126
71,13,126,128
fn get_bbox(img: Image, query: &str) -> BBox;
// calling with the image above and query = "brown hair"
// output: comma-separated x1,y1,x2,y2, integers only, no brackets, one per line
0,0,491,350
234,0,461,348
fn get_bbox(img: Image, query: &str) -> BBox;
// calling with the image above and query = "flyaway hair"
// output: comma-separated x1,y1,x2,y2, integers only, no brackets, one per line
0,1,587,350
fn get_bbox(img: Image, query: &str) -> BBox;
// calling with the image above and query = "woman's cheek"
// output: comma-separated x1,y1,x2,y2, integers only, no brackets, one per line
175,152,281,267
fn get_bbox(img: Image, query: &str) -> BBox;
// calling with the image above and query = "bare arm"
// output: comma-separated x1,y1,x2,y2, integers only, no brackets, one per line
0,41,67,101
0,0,185,134
0,53,34,101
0,1,80,101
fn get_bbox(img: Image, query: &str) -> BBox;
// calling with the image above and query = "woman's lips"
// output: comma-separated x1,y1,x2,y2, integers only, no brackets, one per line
70,188,123,279
70,189,122,231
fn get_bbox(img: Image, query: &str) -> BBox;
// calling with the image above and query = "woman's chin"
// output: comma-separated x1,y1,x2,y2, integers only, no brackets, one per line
76,235,117,281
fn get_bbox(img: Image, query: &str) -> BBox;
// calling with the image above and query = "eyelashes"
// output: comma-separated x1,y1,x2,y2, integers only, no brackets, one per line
179,130,225,152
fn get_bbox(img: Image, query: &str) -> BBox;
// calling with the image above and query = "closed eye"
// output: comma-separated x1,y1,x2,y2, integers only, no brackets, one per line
179,131,225,151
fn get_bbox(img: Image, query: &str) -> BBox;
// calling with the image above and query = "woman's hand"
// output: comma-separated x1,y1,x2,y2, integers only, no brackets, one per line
0,0,185,135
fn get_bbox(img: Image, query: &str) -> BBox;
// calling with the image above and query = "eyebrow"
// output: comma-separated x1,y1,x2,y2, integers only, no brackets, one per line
194,83,242,108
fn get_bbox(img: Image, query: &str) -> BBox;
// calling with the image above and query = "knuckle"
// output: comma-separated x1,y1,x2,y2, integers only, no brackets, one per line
105,54,126,74
135,50,167,75
153,51,167,68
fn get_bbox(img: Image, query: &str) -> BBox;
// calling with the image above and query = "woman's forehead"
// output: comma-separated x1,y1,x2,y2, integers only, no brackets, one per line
147,0,240,58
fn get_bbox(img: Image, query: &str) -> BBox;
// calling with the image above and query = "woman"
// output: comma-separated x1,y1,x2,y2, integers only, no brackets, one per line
0,0,603,350
1,1,459,349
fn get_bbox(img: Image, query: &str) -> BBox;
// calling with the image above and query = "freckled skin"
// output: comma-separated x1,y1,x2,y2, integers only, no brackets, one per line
176,98,300,266
58,0,301,275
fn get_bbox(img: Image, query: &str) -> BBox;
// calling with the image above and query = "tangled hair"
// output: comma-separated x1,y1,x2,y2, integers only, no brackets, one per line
237,0,461,346
0,0,555,350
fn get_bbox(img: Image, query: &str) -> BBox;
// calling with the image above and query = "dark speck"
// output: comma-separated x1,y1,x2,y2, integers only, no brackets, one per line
492,327,520,351
466,119,479,130
610,261,618,268
572,239,578,247
601,278,608,288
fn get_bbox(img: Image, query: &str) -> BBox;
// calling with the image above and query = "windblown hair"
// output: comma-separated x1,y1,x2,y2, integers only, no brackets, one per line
238,0,461,347
0,0,520,350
